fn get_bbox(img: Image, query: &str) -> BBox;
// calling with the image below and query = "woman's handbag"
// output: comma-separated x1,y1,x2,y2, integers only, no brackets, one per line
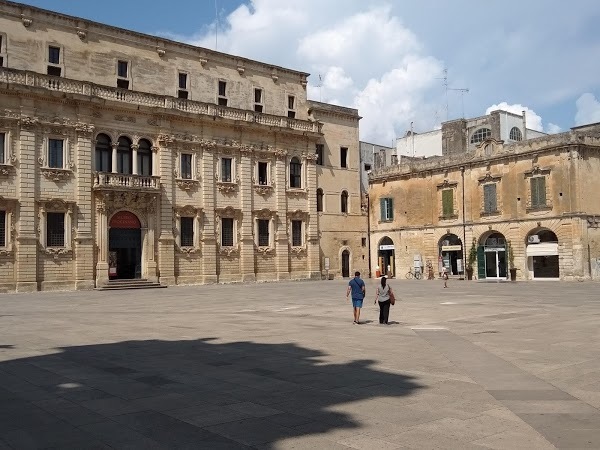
389,289,396,305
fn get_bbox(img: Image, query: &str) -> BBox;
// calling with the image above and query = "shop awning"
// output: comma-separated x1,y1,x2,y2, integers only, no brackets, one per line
526,242,558,257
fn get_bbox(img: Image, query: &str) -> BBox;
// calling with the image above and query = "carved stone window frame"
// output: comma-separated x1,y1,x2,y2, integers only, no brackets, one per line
253,208,277,255
46,42,64,77
524,166,552,212
174,205,202,254
253,158,274,196
287,210,308,254
215,206,242,257
38,198,74,258
287,154,307,194
174,147,201,190
40,134,73,181
0,32,7,67
436,179,459,220
0,196,17,256
0,129,16,176
215,151,239,193
478,173,502,216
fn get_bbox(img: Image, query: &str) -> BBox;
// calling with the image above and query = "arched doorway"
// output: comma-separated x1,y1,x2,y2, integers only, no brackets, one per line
478,232,507,280
438,234,463,276
526,229,559,279
109,211,142,280
378,236,395,277
341,250,350,278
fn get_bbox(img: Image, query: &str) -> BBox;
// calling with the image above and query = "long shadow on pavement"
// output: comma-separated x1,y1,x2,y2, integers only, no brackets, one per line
0,338,423,448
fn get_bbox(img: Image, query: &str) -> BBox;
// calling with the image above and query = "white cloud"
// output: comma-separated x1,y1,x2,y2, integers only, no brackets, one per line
546,123,562,134
486,102,543,132
575,93,600,126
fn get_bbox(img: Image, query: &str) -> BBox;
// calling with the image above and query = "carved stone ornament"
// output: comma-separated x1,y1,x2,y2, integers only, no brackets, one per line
42,246,73,260
176,179,200,191
254,184,274,196
478,172,501,184
76,29,87,40
158,134,175,144
525,165,551,177
21,16,32,27
199,57,208,67
217,181,238,193
75,122,94,135
178,246,200,255
157,47,166,57
237,66,245,75
304,152,319,163
0,165,13,176
19,116,38,128
437,179,459,190
286,188,307,198
147,117,159,126
218,245,239,257
273,148,288,159
290,245,307,255
41,168,72,182
115,115,136,123
254,245,275,256
199,139,217,149
239,144,254,154
253,208,276,220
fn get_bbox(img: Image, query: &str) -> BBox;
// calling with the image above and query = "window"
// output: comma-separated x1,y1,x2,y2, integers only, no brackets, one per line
46,212,65,247
287,95,296,118
509,127,522,141
257,161,268,185
117,60,129,89
48,46,60,64
362,237,367,247
316,144,324,166
364,163,371,172
48,139,64,168
0,34,5,67
291,220,302,246
483,184,497,214
180,153,192,179
218,80,227,106
221,157,232,182
137,139,152,176
221,218,234,247
0,210,5,247
258,219,269,247
254,88,263,113
289,157,302,188
178,72,189,99
442,189,454,217
316,188,323,212
341,190,348,213
0,132,5,164
47,66,61,77
530,177,547,208
117,136,132,174
180,217,194,247
340,147,348,168
95,134,112,172
470,128,491,144
380,198,393,221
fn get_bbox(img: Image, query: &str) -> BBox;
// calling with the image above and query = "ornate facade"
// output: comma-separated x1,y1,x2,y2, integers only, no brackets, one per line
0,1,366,291
369,123,600,281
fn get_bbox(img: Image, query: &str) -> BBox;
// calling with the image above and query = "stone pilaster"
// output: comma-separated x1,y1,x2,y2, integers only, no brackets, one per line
74,124,95,289
239,146,255,281
201,145,217,282
274,150,290,279
15,117,38,292
305,152,320,278
95,197,109,286
157,135,175,285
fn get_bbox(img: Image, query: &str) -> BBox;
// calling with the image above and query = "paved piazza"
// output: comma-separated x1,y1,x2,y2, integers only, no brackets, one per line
1,279,599,449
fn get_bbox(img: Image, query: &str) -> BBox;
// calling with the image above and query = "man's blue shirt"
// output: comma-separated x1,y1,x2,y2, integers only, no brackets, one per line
349,277,365,299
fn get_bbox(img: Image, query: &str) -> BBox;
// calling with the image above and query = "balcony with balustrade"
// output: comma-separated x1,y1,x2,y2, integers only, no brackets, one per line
93,172,160,192
0,67,322,135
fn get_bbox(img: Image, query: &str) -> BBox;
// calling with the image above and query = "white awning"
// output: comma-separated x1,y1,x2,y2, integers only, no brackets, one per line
526,242,558,257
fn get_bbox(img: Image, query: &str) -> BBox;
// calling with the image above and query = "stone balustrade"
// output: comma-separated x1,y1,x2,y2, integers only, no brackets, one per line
93,172,160,191
0,67,322,134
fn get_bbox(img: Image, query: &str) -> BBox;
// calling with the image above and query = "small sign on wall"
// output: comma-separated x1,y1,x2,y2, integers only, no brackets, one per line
324,257,330,270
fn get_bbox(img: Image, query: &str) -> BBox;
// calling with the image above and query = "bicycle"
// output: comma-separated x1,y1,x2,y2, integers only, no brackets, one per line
405,268,422,280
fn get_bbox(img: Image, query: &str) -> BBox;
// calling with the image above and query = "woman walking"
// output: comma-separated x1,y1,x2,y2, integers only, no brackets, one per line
374,276,393,324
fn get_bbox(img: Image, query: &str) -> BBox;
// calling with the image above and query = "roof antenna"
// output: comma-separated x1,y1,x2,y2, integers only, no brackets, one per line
215,0,218,50
317,74,323,102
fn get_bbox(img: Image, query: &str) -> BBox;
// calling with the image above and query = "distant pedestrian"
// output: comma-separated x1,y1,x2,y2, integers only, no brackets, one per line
374,276,394,324
346,271,365,324
442,266,449,288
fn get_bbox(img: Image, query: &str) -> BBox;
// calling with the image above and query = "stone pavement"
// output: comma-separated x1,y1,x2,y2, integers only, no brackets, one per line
0,278,599,449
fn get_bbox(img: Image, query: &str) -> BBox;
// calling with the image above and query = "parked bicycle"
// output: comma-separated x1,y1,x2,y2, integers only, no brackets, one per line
405,267,422,280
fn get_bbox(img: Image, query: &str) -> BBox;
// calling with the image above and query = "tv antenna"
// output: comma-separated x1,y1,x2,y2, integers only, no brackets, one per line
438,68,469,120
317,74,323,102
214,0,219,50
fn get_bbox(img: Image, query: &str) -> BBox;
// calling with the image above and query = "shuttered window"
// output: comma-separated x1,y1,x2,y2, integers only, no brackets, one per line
483,184,497,213
292,220,302,246
46,212,65,247
442,189,454,217
180,217,194,247
258,219,269,247
221,218,234,247
530,177,546,208
0,210,5,247
380,198,393,221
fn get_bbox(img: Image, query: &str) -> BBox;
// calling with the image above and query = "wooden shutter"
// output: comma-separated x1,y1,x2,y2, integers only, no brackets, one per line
531,177,546,208
380,198,385,221
477,246,486,279
483,184,497,213
387,198,393,220
442,190,453,217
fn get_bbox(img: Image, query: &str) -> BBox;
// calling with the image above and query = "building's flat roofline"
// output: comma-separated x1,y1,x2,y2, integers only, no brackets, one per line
571,121,600,130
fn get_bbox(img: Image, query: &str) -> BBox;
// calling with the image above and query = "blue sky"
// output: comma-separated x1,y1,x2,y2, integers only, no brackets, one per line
19,0,600,145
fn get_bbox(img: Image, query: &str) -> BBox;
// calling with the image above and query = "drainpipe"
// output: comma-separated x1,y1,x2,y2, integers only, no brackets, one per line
461,165,467,279
366,193,372,278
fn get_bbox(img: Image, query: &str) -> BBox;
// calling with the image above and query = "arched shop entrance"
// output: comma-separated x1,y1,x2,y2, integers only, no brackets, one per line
109,211,142,280
438,234,464,276
477,232,507,280
526,229,559,279
378,236,395,277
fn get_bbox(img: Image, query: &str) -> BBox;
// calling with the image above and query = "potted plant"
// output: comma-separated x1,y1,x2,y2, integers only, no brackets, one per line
507,240,517,281
465,238,477,280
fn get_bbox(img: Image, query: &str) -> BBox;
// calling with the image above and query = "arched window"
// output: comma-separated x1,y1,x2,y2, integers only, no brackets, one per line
137,139,152,176
95,134,112,172
509,127,522,141
341,190,348,213
290,157,302,188
470,128,491,144
117,136,132,174
316,188,323,212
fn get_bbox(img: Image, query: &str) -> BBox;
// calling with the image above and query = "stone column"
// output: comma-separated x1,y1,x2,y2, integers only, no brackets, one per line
274,149,290,280
239,146,255,281
131,144,138,175
74,125,95,289
157,135,176,285
151,146,159,177
201,145,218,282
145,196,158,282
111,143,118,173
15,117,39,292
95,198,109,286
305,152,320,278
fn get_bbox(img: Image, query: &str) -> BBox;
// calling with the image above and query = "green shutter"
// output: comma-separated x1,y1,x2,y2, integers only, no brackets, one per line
537,177,546,206
477,246,486,279
388,198,393,220
380,198,385,221
530,178,538,207
484,184,496,213
442,190,453,217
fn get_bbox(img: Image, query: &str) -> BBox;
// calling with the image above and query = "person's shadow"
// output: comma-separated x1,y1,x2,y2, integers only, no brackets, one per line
0,338,424,448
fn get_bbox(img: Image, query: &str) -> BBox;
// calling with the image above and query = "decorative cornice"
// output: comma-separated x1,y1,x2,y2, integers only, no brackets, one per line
176,179,200,191
218,245,239,257
524,165,551,177
436,179,459,190
41,246,73,260
216,181,238,193
41,168,73,182
254,184,274,196
478,173,502,184
286,188,308,197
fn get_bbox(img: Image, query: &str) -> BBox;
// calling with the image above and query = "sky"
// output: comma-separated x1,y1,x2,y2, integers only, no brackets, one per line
20,0,600,146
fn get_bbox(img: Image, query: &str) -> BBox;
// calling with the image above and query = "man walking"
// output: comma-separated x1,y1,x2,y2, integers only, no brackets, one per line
346,271,366,324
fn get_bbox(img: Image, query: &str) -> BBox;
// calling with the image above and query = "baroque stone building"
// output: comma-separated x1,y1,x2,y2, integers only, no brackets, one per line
369,121,600,281
0,1,366,292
